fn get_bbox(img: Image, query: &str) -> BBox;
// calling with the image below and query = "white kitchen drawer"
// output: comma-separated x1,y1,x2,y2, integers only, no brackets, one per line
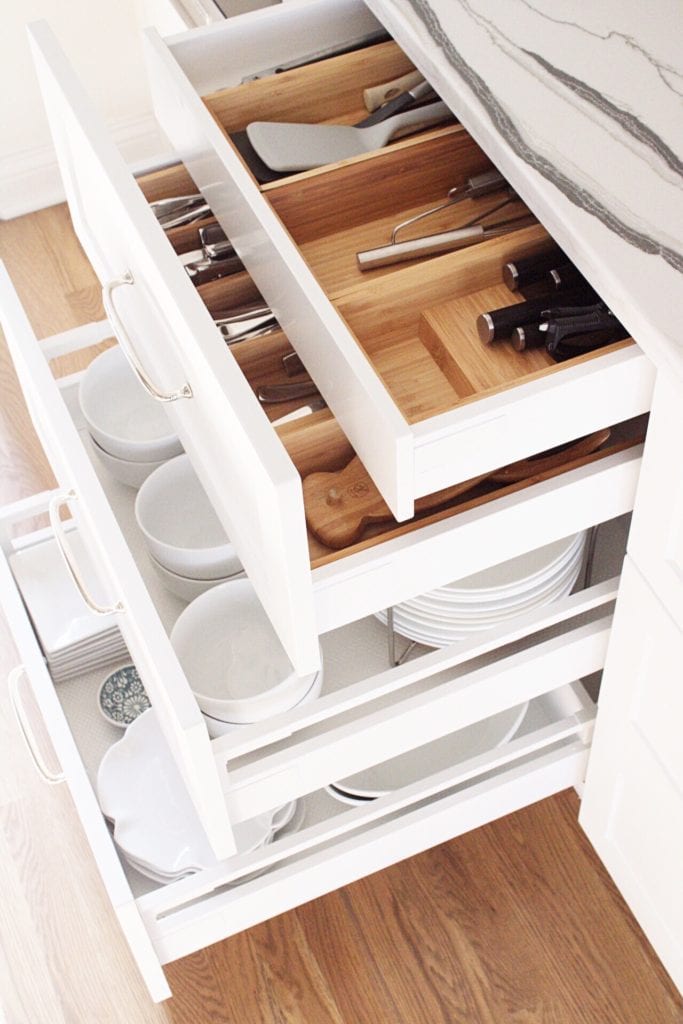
628,375,683,627
143,0,655,521
1,499,600,996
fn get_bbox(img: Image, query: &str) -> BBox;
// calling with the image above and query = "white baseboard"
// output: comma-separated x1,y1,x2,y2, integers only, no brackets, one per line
0,112,175,220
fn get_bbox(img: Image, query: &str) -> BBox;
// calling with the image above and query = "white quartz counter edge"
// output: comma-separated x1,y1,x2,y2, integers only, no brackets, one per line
365,0,683,383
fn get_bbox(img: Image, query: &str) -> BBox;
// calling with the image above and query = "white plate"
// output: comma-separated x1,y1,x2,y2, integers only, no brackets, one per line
98,709,292,875
333,701,529,798
437,533,584,598
403,538,585,616
375,567,580,648
10,532,120,654
397,551,584,627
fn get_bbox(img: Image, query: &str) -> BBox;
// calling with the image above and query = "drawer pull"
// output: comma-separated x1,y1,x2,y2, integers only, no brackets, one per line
48,491,124,616
8,665,65,785
102,272,193,403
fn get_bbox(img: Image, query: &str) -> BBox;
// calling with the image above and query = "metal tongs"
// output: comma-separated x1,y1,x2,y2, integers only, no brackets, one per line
356,170,534,270
151,194,212,230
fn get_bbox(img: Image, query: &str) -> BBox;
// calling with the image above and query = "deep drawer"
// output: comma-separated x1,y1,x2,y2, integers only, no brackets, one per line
144,0,655,520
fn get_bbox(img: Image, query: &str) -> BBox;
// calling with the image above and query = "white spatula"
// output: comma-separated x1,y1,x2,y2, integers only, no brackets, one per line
246,100,451,173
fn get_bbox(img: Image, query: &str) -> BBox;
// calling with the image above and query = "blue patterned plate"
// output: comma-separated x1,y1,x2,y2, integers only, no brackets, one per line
98,665,151,728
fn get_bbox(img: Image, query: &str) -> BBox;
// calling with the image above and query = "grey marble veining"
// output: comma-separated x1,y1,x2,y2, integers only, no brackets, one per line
367,0,683,376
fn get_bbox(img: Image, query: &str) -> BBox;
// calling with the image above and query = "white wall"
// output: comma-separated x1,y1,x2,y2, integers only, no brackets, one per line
0,0,178,218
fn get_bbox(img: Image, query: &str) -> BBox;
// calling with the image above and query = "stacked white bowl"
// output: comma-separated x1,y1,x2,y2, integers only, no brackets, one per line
97,708,299,882
135,454,244,600
80,346,183,488
171,578,323,737
376,533,586,648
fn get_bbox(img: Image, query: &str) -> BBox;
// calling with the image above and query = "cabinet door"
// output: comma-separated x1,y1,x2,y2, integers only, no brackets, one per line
581,556,683,993
28,20,319,677
628,375,683,624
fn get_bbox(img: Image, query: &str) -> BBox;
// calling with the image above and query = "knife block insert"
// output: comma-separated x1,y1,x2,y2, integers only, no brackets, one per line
418,284,556,399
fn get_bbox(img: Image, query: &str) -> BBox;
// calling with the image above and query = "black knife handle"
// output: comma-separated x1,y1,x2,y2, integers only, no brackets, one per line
546,263,591,293
510,323,546,351
477,286,597,344
502,246,566,291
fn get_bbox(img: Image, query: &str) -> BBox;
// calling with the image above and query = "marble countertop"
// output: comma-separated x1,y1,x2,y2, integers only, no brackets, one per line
367,0,683,380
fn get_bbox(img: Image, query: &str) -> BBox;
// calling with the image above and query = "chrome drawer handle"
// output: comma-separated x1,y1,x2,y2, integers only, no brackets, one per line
8,665,65,785
102,271,193,403
48,491,124,616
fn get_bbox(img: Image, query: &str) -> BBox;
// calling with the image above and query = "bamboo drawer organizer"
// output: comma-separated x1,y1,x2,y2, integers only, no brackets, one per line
132,162,644,569
201,40,634,429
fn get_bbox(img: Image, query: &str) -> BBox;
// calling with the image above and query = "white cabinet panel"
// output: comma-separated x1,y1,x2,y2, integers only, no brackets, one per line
629,375,683,626
581,557,683,993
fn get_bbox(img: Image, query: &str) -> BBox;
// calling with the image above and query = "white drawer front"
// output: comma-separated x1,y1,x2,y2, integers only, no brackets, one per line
0,535,170,1002
146,0,655,519
28,21,320,676
0,262,237,860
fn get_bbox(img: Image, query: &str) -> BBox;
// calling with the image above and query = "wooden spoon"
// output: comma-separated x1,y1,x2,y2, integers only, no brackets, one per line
302,429,611,550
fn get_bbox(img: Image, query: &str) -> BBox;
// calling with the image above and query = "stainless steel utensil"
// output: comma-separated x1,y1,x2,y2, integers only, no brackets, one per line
214,304,279,344
151,194,212,230
257,380,320,403
357,214,536,270
282,351,306,376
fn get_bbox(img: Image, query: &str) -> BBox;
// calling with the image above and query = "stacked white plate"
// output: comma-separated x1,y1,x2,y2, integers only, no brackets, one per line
375,533,586,648
9,532,127,682
97,708,299,882
329,700,529,804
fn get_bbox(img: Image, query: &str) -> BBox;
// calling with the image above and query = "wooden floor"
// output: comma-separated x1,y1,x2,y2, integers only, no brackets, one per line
0,206,681,1024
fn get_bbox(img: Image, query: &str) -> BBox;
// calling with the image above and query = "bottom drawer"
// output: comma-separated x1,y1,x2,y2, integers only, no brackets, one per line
1,492,611,997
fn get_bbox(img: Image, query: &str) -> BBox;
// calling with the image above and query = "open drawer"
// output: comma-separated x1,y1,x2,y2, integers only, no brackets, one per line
143,0,655,521
0,487,607,998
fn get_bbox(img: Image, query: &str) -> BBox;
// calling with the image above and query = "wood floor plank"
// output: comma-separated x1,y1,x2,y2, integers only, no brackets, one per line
0,198,681,1024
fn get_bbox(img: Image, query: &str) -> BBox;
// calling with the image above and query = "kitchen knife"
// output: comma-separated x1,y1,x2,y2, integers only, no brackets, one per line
477,286,598,344
502,246,566,292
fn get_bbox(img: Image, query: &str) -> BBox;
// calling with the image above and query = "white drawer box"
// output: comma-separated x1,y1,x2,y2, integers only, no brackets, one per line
143,0,654,522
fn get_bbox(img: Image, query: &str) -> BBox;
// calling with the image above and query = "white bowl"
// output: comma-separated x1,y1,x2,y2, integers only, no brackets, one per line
89,435,167,489
97,709,292,876
170,579,320,723
202,665,324,736
148,555,244,602
79,346,183,463
135,455,241,580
